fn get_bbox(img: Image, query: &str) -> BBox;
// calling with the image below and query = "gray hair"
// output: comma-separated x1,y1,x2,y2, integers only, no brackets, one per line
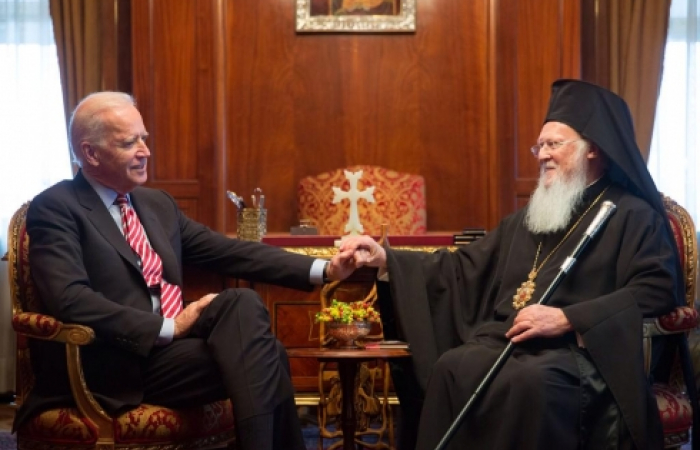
69,92,136,167
574,138,590,155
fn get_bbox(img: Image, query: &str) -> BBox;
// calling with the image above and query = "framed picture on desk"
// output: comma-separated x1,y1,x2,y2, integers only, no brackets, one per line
296,0,417,33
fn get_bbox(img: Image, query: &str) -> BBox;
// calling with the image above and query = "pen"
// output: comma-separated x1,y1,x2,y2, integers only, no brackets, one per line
253,187,263,209
226,191,246,209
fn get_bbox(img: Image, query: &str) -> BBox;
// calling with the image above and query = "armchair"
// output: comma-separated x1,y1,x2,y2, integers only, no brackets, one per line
645,194,699,449
298,165,426,236
8,202,236,450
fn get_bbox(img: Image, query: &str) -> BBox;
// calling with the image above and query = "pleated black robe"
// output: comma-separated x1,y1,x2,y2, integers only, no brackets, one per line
378,180,680,450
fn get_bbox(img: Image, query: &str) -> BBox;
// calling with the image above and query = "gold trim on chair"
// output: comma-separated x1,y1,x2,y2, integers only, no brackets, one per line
8,201,236,450
282,245,456,258
661,194,697,307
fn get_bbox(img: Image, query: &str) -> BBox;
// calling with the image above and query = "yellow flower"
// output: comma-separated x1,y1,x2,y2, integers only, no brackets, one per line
315,299,381,324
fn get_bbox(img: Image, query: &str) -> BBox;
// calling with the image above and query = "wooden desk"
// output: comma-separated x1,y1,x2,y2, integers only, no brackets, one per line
261,232,456,250
288,348,411,450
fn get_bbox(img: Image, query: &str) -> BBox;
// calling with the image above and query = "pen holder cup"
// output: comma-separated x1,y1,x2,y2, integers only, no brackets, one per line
237,208,267,242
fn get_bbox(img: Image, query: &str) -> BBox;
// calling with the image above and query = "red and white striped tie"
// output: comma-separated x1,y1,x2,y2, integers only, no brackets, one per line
115,195,183,318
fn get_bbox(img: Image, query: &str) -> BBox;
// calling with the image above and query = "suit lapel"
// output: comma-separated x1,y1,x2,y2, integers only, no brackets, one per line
129,191,182,286
74,172,141,271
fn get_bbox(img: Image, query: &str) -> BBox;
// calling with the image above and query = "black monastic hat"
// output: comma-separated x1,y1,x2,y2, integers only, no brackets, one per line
544,79,683,307
543,79,666,220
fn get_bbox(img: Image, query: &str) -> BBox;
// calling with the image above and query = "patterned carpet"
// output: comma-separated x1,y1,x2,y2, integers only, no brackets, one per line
0,426,378,450
0,433,14,450
0,401,13,450
0,423,694,449
0,429,321,450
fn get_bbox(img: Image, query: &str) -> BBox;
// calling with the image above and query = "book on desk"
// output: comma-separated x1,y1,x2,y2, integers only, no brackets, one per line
453,228,486,245
364,340,410,350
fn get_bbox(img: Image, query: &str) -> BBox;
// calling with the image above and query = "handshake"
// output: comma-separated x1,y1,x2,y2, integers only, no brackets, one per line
324,235,388,282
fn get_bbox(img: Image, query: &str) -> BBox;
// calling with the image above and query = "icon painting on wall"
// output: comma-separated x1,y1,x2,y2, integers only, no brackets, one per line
296,0,416,32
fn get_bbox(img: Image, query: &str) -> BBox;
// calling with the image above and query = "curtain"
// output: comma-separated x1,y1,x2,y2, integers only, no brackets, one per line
49,0,103,133
648,0,700,223
0,0,72,395
605,0,672,161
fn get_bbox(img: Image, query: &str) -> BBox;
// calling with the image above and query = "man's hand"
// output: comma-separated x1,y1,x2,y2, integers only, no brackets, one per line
325,235,387,282
505,304,573,343
173,293,218,338
325,247,359,282
339,235,387,268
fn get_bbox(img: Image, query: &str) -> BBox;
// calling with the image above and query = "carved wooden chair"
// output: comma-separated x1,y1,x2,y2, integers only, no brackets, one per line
8,202,237,450
645,194,699,449
298,165,426,236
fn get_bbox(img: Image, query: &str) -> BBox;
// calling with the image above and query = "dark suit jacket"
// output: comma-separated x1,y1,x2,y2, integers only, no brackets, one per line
15,171,315,428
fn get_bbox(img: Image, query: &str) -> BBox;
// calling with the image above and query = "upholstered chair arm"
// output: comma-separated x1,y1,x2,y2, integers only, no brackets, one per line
11,312,114,440
642,306,699,377
12,312,95,343
643,307,699,338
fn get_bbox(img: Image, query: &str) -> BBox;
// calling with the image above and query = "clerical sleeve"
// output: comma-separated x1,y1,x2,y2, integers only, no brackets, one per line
377,218,512,389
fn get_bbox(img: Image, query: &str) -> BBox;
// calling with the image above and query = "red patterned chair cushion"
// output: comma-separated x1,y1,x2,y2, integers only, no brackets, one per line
17,401,235,446
654,384,692,446
656,306,699,333
12,312,61,338
116,402,234,442
651,194,698,448
298,165,427,235
18,409,98,444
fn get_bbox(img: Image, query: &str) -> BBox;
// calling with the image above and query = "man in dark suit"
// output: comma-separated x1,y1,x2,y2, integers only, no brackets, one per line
15,91,354,450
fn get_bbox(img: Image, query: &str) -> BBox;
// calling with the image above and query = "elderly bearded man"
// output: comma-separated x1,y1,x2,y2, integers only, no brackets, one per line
332,79,684,450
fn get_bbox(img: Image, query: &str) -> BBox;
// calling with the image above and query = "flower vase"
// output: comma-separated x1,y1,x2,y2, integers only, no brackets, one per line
327,321,371,348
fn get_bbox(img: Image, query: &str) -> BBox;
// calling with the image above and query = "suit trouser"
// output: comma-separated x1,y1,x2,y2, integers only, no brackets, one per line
142,288,304,450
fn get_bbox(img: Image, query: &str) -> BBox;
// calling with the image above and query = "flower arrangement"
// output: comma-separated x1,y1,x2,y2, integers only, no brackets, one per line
315,299,381,324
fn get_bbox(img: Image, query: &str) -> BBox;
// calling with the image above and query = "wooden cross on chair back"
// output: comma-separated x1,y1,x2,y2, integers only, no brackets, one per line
298,165,427,236
7,201,237,450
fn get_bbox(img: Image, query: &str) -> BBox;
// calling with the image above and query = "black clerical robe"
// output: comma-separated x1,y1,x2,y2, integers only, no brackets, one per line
379,181,679,450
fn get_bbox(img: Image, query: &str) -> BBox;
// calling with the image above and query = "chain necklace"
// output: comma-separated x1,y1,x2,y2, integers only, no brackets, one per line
512,186,610,310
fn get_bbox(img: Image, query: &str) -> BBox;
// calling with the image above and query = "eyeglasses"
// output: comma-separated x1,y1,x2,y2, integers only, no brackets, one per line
530,139,581,157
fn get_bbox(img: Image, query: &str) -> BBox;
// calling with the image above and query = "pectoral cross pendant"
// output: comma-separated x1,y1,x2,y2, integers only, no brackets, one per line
513,270,537,310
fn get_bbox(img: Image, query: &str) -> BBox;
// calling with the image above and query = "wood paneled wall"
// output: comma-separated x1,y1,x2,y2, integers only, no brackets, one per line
130,0,581,233
495,0,581,212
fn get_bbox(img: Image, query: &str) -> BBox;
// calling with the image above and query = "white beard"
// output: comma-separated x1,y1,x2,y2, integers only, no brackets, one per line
524,153,589,235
